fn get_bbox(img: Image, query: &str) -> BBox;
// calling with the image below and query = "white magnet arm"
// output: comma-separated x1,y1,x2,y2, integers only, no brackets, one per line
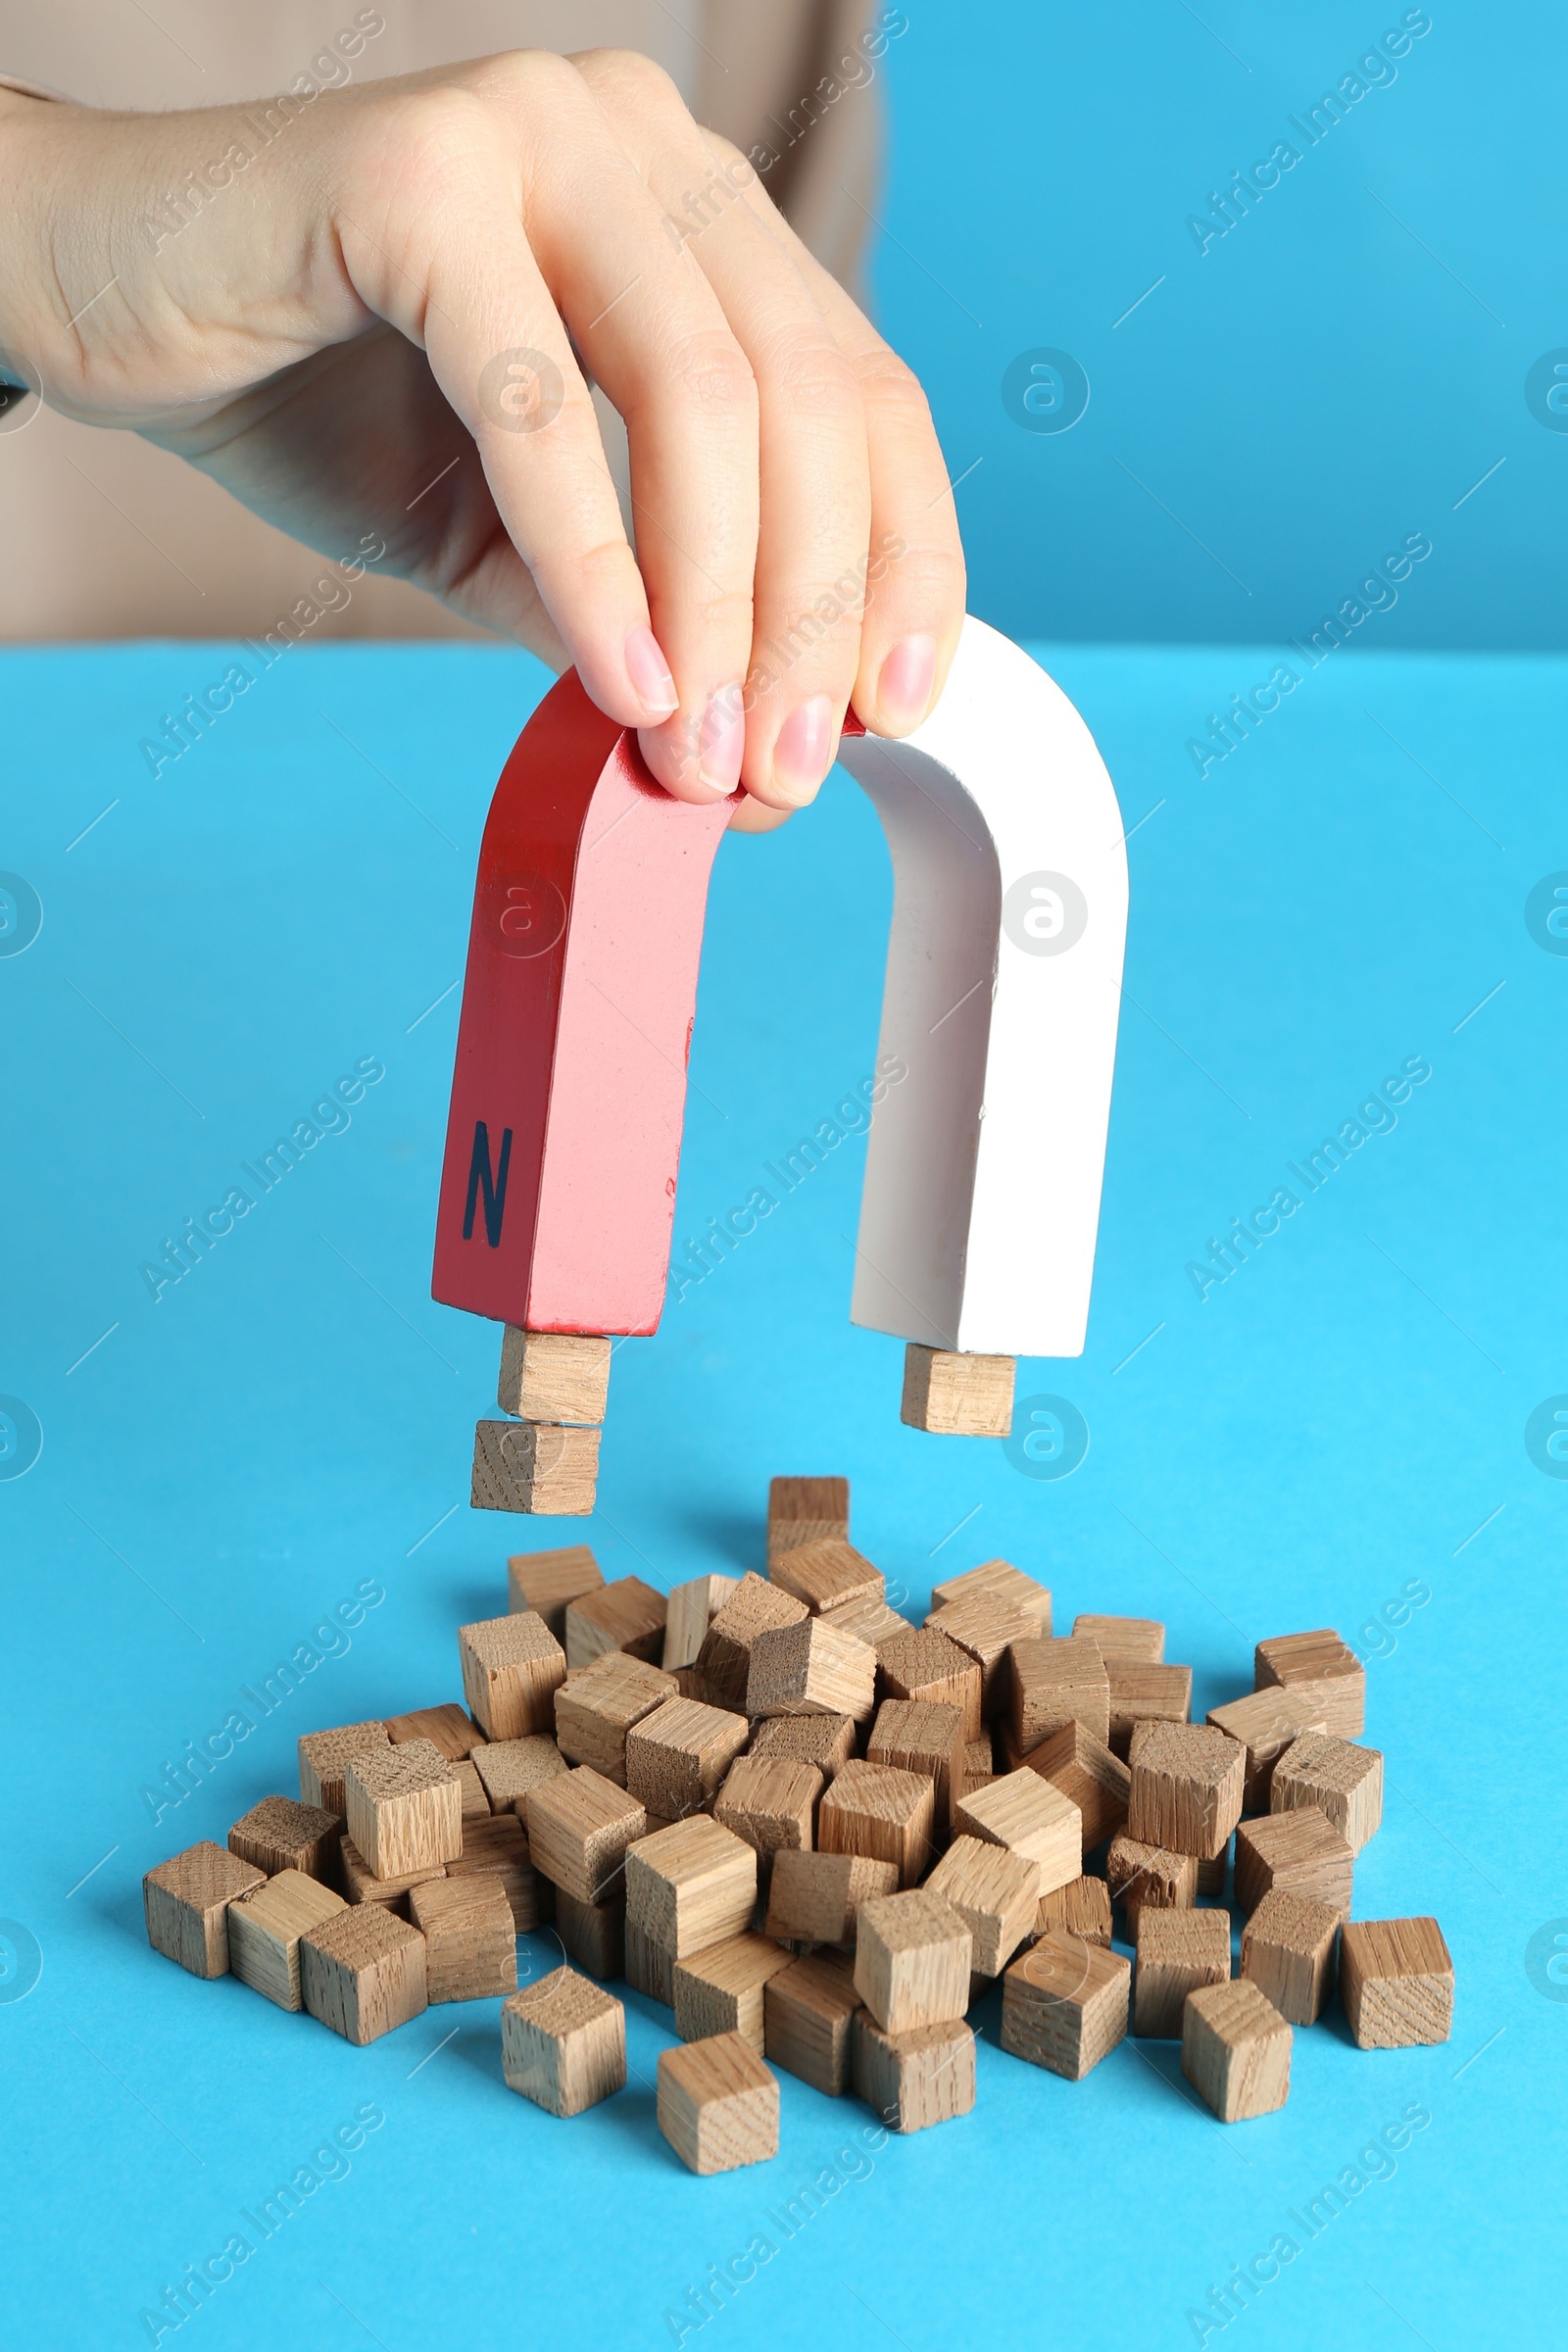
837,616,1128,1359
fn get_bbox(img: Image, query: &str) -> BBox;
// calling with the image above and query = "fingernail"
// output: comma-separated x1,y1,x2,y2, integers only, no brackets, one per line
624,623,678,718
771,695,836,803
877,633,937,731
697,684,746,795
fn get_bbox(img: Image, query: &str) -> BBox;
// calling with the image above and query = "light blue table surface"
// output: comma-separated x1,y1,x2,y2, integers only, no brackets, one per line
1,637,1559,2350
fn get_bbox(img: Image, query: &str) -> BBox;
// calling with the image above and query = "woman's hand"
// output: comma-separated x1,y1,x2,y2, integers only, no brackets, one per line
0,48,965,827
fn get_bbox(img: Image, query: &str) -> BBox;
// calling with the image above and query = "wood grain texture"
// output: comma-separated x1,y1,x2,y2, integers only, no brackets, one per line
769,1538,883,1616
694,1574,808,1711
926,1592,1039,1721
875,1625,983,1741
473,1734,569,1816
1008,1636,1110,1750
1339,1917,1452,2047
762,1849,900,1951
712,1756,821,1883
1253,1628,1365,1738
143,1841,266,1978
508,1544,604,1641
625,1696,749,1819
298,1721,390,1816
1269,1733,1384,1854
553,1649,677,1784
1127,1723,1247,1860
851,2013,975,2132
382,1702,483,1761
747,1616,877,1723
900,1345,1014,1436
1234,1807,1354,1919
227,1795,342,1884
931,1558,1052,1632
1106,1661,1194,1759
564,1576,667,1670
1181,1979,1292,2121
503,1967,625,2116
459,1611,567,1740
624,1818,757,1958
1239,1888,1341,2026
1002,1931,1130,2080
1020,1720,1129,1851
445,1810,544,1931
525,1767,647,1903
497,1328,610,1423
554,1888,626,1980
924,1837,1037,1978
853,1887,972,2032
409,1873,517,2002
1071,1613,1164,1663
450,1757,491,1821
658,2033,779,2174
866,1698,966,1834
344,1739,462,1881
1205,1689,1328,1814
227,1870,347,2011
1105,1835,1199,1923
471,1418,600,1516
763,1950,862,2094
818,1760,936,1888
662,1574,739,1672
816,1592,916,1650
673,1933,796,2051
954,1769,1082,1898
766,1476,851,1567
1032,1873,1113,1948
1133,1905,1232,2037
748,1712,856,1778
300,1904,427,2045
625,1917,676,2004
338,1836,446,1914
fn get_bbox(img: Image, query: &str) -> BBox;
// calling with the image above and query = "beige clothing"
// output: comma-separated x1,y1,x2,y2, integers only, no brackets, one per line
0,1,880,640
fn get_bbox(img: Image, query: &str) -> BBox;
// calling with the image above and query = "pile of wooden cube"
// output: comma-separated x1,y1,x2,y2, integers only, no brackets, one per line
143,1476,1454,2169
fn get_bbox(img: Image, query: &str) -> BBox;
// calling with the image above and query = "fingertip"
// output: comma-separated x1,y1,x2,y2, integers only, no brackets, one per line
863,632,938,736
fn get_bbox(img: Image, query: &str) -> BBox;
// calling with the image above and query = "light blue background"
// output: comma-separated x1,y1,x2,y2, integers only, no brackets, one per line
881,0,1567,648
0,640,1558,2348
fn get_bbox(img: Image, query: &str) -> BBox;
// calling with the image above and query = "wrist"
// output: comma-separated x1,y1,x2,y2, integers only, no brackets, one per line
0,89,62,388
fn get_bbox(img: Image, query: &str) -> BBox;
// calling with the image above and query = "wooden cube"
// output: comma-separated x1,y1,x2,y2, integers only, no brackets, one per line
625,1916,675,2003
1240,1888,1341,2026
1198,1850,1228,1897
853,2012,976,2132
626,1696,749,1818
713,1756,821,1882
502,1966,624,2115
925,1836,1037,1978
471,1417,599,1515
1339,1918,1453,2047
1182,1979,1292,2121
450,1758,490,1821
819,1760,936,1888
344,1739,462,1881
1106,1835,1199,1922
1127,1722,1246,1860
674,1933,796,2051
339,1836,446,1915
770,1538,882,1616
228,1795,341,1883
409,1873,517,2002
933,1556,1053,1631
1008,1636,1111,1752
749,1711,857,1778
1022,1720,1129,1850
1072,1612,1163,1663
659,2032,779,2174
1001,1932,1130,2080
662,1573,739,1673
1253,1628,1365,1738
927,1592,1038,1720
1033,1873,1113,1948
508,1543,604,1642
300,1904,427,2044
876,1625,983,1741
694,1573,808,1709
473,1733,569,1816
816,1592,914,1649
555,1888,625,1979
383,1701,483,1760
954,1769,1081,1898
747,1616,876,1722
1270,1734,1384,1854
853,1887,971,2031
764,1950,861,2094
767,1474,851,1567
866,1698,966,1832
1134,1905,1231,2037
763,1849,900,1951
1205,1690,1327,1814
228,1870,347,2010
958,1737,996,1803
143,1841,266,1978
901,1343,1014,1437
564,1575,667,1670
1106,1661,1193,1758
497,1328,610,1423
1235,1808,1353,1919
444,1810,544,1930
460,1612,566,1740
554,1649,677,1784
524,1766,647,1906
298,1721,390,1817
625,1817,757,1958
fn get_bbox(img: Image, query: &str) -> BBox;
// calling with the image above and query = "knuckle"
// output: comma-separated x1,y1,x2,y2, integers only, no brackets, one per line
854,344,933,428
379,85,497,198
662,327,759,425
756,326,863,425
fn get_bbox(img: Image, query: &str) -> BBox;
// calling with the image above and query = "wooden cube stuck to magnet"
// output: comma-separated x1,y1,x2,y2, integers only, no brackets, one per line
763,1950,862,2095
471,1417,601,1516
1339,1917,1453,2048
767,1474,851,1567
1253,1628,1365,1739
658,2032,780,2175
409,1872,517,2003
503,1966,626,2116
143,1841,266,1979
673,1933,796,2052
1126,1722,1247,1860
1001,1930,1130,2081
1269,1733,1384,1854
508,1543,604,1642
298,1721,391,1817
343,1739,463,1882
1239,1888,1341,2027
901,1344,1014,1437
625,1695,749,1820
1181,1978,1292,2122
747,1616,877,1724
227,1795,342,1885
459,1612,567,1741
300,1903,427,2045
853,1886,972,2033
924,1837,1038,1980
565,1575,668,1670
818,1760,936,1888
227,1870,347,2011
1133,1905,1231,2038
497,1327,610,1423
852,2012,976,2132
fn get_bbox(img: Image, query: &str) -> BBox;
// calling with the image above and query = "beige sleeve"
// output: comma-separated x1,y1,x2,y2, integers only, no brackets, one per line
0,2,880,645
